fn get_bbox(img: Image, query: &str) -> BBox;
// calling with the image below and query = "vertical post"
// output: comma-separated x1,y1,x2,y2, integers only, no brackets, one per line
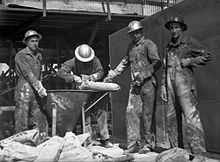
82,102,87,147
52,103,57,136
167,0,170,7
9,40,13,79
42,0,47,17
106,0,111,21
82,102,86,134
141,0,145,16
56,38,60,68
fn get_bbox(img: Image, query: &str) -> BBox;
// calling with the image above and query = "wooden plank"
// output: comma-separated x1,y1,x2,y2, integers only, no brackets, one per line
0,106,15,111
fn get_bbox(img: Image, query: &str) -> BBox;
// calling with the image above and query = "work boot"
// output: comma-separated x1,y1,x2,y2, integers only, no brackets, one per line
192,152,207,162
138,144,151,154
100,139,113,148
123,141,142,154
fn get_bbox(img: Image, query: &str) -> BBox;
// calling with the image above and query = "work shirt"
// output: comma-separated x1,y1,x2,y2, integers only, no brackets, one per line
162,34,211,91
14,47,42,100
57,56,104,83
114,36,161,85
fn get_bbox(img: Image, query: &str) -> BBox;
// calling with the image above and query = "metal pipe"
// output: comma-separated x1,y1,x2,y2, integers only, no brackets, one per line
84,92,109,113
52,103,57,136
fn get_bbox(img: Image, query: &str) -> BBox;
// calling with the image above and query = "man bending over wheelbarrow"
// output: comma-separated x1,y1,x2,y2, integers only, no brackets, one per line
57,44,113,148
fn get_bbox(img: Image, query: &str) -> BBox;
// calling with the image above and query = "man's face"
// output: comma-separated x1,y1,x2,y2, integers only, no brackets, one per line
129,29,143,42
26,36,39,52
169,23,183,39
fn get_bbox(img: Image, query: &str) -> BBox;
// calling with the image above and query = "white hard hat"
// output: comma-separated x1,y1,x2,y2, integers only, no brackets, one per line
75,44,95,62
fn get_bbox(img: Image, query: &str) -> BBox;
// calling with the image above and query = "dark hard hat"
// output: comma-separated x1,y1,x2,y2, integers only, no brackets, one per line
22,30,42,44
165,15,188,31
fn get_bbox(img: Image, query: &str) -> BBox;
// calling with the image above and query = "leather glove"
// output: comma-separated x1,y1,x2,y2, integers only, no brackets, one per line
180,58,191,68
81,74,90,82
108,70,117,78
103,70,117,83
103,76,113,83
73,75,82,84
37,81,47,98
160,85,167,102
89,74,96,81
133,72,144,86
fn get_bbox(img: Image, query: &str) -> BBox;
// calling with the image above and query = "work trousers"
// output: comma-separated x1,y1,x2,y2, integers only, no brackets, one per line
126,81,156,149
85,92,109,140
15,91,48,134
166,69,206,155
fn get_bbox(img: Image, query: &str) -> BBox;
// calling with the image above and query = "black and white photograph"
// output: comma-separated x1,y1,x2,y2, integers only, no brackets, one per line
0,0,219,161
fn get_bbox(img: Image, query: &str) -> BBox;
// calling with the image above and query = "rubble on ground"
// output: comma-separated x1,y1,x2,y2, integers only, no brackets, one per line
0,130,219,162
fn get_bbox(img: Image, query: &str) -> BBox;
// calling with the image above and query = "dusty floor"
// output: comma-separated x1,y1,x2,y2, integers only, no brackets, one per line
107,136,220,162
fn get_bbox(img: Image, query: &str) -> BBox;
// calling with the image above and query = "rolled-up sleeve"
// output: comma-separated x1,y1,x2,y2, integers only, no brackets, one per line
187,37,211,67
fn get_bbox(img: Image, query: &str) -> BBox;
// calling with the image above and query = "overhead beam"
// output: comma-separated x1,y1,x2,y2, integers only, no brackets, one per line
88,20,101,46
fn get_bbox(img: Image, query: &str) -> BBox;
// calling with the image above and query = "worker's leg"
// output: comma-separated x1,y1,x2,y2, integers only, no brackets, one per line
126,88,142,150
178,90,206,155
15,99,30,133
140,81,156,149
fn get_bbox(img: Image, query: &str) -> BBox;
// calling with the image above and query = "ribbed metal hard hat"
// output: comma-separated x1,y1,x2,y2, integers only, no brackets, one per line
75,44,95,62
165,15,188,31
22,30,42,44
127,20,143,33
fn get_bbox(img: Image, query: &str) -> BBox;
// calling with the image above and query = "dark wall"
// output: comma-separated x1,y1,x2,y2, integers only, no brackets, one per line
109,0,220,153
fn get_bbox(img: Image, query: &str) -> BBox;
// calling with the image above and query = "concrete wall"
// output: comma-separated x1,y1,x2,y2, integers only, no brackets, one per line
109,0,220,153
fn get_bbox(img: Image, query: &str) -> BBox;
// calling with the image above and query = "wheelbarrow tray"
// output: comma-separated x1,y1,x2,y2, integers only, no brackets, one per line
44,89,94,137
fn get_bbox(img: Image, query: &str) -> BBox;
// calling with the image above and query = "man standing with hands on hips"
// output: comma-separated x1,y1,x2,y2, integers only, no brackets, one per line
160,15,211,157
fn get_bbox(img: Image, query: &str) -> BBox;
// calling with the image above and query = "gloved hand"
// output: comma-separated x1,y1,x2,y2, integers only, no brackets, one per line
37,81,47,98
133,72,144,86
160,85,167,102
81,74,90,82
103,77,113,83
73,75,83,84
180,58,191,68
103,70,117,83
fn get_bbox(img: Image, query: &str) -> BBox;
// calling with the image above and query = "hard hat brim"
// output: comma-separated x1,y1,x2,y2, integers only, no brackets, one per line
127,26,143,34
75,45,95,62
22,34,42,44
165,21,188,31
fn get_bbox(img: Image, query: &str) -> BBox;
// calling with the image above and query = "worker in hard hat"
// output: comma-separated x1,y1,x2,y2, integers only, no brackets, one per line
57,44,113,148
14,30,48,141
104,20,161,153
161,15,211,156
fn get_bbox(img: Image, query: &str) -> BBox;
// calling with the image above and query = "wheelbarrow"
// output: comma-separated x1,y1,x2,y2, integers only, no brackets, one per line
44,89,111,137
